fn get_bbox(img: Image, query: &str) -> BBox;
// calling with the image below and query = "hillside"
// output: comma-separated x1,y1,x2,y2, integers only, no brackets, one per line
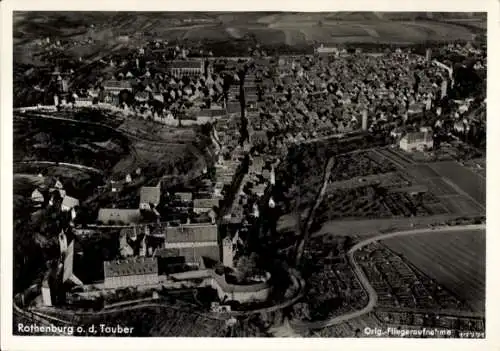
14,11,486,49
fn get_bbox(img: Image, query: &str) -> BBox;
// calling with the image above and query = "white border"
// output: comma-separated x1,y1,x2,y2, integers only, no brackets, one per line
1,1,499,350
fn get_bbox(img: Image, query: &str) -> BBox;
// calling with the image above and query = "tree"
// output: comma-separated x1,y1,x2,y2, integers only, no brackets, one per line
235,252,259,281
292,302,311,321
119,89,134,106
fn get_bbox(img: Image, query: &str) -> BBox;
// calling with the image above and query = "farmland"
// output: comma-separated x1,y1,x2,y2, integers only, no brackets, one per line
355,242,470,311
429,161,486,206
14,12,484,56
329,150,397,183
382,229,485,313
314,311,484,337
297,244,369,322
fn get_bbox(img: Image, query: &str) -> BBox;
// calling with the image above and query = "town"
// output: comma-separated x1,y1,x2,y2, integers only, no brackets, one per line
12,12,486,338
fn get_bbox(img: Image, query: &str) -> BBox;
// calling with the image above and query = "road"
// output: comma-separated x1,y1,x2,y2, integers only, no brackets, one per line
291,223,485,332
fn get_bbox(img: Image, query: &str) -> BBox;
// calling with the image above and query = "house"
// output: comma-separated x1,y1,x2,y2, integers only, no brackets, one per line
74,96,94,107
140,185,161,210
156,223,220,268
165,223,218,244
61,196,79,212
250,156,264,175
102,80,133,95
252,183,267,197
399,131,433,152
97,208,142,225
167,60,204,78
31,189,45,206
175,192,193,203
193,198,220,214
135,91,149,103
103,257,159,289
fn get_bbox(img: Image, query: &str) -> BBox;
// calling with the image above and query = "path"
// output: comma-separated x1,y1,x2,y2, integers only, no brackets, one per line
294,157,335,265
290,223,485,332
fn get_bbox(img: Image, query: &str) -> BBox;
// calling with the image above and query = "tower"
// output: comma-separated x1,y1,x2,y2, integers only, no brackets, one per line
252,203,260,218
441,79,448,100
139,234,147,257
222,236,234,267
361,109,368,131
59,230,68,254
268,197,276,209
41,277,52,306
425,48,432,62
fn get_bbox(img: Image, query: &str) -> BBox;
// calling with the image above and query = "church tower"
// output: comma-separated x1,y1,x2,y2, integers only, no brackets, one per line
59,230,68,254
222,236,234,268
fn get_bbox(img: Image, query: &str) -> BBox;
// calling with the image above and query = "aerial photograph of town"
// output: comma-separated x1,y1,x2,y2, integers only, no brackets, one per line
10,11,486,338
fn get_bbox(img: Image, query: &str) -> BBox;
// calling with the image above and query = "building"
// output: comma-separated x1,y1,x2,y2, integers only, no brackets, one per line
441,79,448,99
167,60,204,78
61,195,79,212
425,48,432,62
102,80,133,95
31,189,45,207
97,208,142,225
222,236,234,267
135,91,149,103
139,185,161,210
59,232,83,286
175,192,193,203
193,198,220,214
159,223,220,266
41,273,52,306
195,108,227,124
399,131,434,152
103,257,159,289
74,96,94,107
361,110,368,131
315,45,339,56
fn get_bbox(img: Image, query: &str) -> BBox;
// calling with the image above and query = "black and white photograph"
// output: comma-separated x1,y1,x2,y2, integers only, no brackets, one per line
1,2,495,348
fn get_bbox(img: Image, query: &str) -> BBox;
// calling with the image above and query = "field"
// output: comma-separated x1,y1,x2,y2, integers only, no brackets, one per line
297,235,368,322
429,161,486,206
356,242,469,311
329,150,397,183
14,12,485,53
382,229,486,313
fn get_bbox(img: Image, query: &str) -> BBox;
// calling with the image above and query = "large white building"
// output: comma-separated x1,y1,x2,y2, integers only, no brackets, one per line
167,60,204,78
103,257,159,289
399,130,434,152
